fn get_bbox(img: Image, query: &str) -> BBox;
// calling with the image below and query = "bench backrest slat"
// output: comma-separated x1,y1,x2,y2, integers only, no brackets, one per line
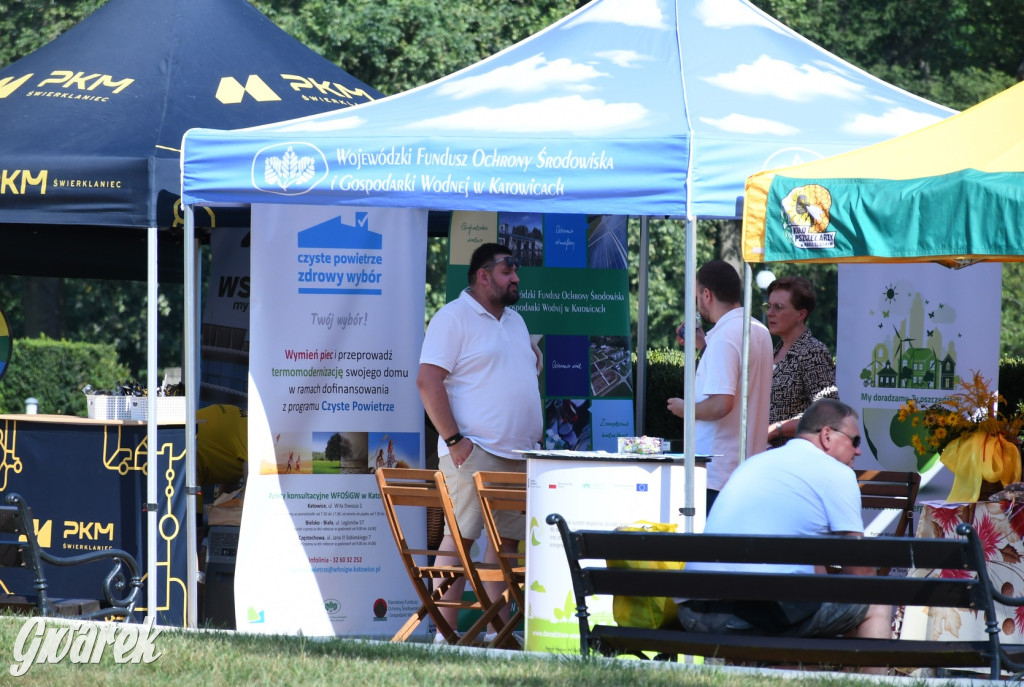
0,505,28,568
0,506,23,535
574,530,970,570
584,568,983,608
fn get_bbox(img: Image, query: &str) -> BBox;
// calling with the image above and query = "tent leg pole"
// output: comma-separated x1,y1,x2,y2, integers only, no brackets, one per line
739,264,752,465
683,216,697,533
635,216,650,435
147,225,159,625
184,206,199,629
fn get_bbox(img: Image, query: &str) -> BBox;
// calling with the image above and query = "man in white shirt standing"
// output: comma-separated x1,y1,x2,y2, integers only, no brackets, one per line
668,259,772,511
417,242,542,640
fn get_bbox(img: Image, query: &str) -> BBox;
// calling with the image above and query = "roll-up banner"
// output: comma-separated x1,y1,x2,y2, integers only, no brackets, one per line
837,262,1002,524
236,204,427,636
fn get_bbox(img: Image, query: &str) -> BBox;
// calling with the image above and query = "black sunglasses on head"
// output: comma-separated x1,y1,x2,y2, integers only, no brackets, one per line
483,255,520,270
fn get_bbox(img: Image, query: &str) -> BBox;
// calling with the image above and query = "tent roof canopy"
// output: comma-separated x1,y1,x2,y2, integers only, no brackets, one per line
0,0,380,238
742,81,1024,266
182,0,951,219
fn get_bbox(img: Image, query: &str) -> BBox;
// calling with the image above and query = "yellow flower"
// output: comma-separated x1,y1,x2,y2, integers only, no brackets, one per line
897,370,1024,462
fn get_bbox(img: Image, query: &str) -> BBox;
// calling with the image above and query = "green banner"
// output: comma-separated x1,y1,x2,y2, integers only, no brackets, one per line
764,169,1024,262
444,265,628,335
445,212,634,455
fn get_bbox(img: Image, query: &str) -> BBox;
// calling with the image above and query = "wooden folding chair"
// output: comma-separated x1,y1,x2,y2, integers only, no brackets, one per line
473,470,527,649
856,469,921,537
375,468,514,647
857,469,921,576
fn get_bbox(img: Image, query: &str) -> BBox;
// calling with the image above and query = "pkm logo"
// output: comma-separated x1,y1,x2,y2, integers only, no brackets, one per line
0,71,133,99
252,143,328,196
216,75,281,104
0,169,47,196
38,71,133,94
18,519,52,548
0,74,32,99
64,520,115,541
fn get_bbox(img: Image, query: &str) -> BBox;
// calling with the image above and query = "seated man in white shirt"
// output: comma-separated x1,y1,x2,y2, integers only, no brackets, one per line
676,399,890,672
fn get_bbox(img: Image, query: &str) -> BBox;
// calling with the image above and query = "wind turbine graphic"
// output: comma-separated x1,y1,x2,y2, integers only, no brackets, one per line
870,343,888,377
893,325,915,388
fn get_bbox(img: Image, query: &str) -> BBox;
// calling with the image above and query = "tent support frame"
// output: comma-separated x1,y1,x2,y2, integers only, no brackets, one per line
146,225,158,625
184,207,199,628
739,263,752,468
682,216,697,532
634,216,650,434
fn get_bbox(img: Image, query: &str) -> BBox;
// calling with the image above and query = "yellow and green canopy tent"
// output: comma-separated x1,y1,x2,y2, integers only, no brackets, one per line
742,81,1024,267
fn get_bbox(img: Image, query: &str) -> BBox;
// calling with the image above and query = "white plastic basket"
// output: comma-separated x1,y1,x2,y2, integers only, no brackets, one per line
85,395,187,423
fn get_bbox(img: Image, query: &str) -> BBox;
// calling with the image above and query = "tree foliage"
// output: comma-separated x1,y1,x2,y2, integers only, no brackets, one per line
751,0,1022,109
324,432,352,465
0,275,182,381
0,336,129,415
0,0,105,68
253,0,585,96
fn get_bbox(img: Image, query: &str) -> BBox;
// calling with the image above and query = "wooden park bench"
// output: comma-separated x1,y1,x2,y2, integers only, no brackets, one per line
0,492,142,621
546,513,1024,679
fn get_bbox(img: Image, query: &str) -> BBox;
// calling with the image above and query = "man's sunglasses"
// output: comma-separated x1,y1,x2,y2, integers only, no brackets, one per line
829,427,861,449
482,256,520,270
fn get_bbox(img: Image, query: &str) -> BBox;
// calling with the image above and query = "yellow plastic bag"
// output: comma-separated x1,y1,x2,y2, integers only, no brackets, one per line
606,521,685,629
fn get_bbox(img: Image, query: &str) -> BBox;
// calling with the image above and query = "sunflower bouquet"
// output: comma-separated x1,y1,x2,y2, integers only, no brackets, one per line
898,371,1024,502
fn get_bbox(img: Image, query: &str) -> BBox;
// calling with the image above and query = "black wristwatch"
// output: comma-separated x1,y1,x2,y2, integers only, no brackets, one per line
444,432,464,447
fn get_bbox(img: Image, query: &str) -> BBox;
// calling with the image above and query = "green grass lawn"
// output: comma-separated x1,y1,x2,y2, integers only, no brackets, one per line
0,615,908,686
311,459,338,474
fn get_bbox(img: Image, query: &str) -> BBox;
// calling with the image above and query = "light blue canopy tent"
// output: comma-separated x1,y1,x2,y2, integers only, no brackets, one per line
181,0,951,530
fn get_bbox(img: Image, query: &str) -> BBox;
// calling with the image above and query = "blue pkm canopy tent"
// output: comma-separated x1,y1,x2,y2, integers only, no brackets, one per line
0,0,382,628
0,0,380,280
181,0,952,534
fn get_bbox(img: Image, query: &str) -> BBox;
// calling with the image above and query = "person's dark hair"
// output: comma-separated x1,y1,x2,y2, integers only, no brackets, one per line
468,243,512,285
696,260,741,304
797,398,858,435
766,276,816,317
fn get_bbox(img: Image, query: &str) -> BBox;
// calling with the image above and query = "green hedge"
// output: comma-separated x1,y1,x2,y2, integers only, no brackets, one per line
635,350,1024,438
1001,357,1024,415
3,338,1023,425
633,348,687,440
0,337,130,416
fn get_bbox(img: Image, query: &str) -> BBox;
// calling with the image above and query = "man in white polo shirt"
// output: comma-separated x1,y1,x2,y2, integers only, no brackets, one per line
417,242,542,640
668,259,772,512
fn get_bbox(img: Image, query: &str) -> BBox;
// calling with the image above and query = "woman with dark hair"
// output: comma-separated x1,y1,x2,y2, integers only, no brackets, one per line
764,276,838,448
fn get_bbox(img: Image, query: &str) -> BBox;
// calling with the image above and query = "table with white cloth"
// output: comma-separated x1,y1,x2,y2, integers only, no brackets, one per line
519,449,710,653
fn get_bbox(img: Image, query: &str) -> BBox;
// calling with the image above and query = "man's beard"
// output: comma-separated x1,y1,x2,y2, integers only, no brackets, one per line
500,285,520,306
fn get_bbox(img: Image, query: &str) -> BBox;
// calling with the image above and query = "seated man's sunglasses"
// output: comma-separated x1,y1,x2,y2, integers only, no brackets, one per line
829,427,861,448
